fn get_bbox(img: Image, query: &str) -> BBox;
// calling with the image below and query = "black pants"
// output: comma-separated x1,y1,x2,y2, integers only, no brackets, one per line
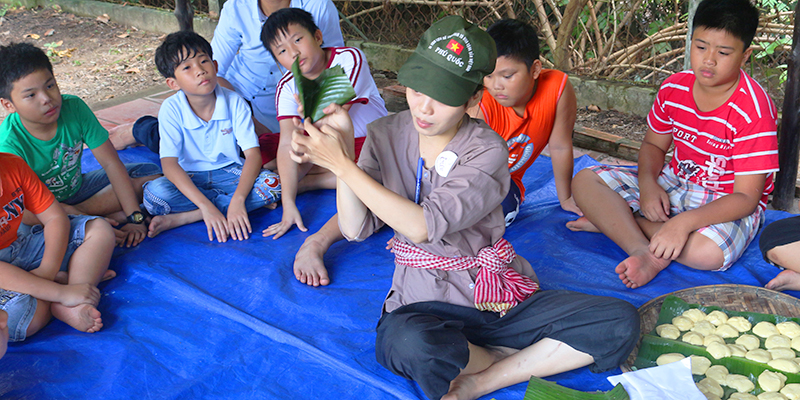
375,290,640,400
760,216,800,266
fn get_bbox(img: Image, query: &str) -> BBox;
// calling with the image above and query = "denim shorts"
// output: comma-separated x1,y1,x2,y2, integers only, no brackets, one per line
61,162,162,205
0,215,98,342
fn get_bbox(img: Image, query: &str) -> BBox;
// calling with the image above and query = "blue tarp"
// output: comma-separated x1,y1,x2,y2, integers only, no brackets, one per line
0,147,795,399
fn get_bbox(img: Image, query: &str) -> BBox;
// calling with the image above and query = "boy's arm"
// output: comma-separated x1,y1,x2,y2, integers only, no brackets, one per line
226,146,262,240
548,80,580,215
0,262,100,307
263,118,308,239
161,157,229,242
91,141,147,246
637,128,673,222
649,174,766,260
28,201,69,281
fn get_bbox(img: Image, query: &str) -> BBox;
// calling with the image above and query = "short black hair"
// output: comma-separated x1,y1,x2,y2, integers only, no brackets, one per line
0,43,54,100
693,0,759,49
154,31,214,79
486,19,540,70
260,8,320,56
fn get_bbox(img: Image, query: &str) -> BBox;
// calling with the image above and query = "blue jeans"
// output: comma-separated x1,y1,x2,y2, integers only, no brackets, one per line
0,215,98,342
61,162,162,206
132,116,160,154
142,165,281,215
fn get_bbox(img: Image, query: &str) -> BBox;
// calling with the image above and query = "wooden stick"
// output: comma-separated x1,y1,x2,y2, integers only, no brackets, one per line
340,5,384,21
533,0,558,56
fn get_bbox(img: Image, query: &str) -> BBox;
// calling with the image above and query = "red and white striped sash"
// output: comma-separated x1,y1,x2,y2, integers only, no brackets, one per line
391,238,539,316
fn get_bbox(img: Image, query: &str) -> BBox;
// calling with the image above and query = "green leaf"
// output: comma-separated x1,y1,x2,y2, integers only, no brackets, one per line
523,376,630,400
292,57,357,123
633,296,800,396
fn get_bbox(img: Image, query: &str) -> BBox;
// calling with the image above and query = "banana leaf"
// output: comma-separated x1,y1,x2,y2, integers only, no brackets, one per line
292,57,356,123
523,376,629,400
633,296,800,397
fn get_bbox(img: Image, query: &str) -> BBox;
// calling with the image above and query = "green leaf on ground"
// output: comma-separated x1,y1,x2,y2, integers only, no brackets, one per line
292,57,356,123
523,376,629,400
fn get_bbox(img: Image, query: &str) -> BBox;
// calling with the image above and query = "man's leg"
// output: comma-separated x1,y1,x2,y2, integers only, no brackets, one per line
759,216,800,291
294,215,343,286
445,291,638,400
65,163,161,219
143,176,208,238
635,217,724,270
571,168,670,288
108,116,160,153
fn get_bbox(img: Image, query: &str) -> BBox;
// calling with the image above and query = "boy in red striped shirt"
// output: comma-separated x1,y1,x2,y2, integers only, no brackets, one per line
569,0,778,289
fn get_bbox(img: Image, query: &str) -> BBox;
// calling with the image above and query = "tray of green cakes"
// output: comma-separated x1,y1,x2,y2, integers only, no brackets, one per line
625,285,800,400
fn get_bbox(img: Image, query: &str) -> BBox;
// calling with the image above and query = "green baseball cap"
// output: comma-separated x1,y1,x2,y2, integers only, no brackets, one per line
398,15,497,107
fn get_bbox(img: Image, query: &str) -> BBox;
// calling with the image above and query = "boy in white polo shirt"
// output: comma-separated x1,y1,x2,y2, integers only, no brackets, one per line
142,31,281,242
259,8,386,286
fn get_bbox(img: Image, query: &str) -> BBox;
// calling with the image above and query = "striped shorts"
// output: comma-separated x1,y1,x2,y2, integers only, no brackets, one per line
591,164,763,271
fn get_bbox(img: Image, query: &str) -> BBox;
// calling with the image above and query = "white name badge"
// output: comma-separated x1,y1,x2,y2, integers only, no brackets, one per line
435,151,458,178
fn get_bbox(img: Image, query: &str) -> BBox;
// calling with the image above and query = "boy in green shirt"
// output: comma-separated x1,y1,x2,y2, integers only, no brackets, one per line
0,43,162,248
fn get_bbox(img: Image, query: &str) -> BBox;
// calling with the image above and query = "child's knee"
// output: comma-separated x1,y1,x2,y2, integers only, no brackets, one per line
690,239,725,271
253,169,281,204
572,168,602,191
142,178,174,215
85,218,115,245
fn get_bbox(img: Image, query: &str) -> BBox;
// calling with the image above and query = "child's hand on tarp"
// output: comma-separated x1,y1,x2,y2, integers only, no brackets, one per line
200,205,229,243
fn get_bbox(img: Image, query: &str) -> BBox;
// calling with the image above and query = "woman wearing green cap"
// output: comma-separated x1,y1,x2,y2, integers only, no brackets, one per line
289,15,639,400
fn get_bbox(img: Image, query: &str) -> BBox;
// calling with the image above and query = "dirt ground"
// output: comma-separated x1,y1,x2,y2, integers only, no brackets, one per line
576,107,648,143
0,5,164,120
0,4,650,142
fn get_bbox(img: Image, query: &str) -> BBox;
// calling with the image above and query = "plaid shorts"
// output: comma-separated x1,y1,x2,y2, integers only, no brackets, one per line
591,164,763,271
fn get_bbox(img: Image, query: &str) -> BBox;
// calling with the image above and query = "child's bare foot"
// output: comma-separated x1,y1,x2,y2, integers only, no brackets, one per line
107,123,137,150
55,269,116,285
51,303,103,333
294,236,330,286
614,250,670,289
264,202,278,210
442,374,485,400
565,216,600,233
766,270,800,291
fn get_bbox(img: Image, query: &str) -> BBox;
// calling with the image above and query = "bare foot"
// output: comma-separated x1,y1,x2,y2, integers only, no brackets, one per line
442,374,484,400
264,202,278,210
148,212,201,238
565,216,600,233
293,236,331,287
614,250,670,289
51,303,103,333
55,269,116,285
107,123,137,150
766,270,800,291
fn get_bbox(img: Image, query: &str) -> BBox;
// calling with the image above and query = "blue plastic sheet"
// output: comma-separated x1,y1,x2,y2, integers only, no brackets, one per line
0,147,795,399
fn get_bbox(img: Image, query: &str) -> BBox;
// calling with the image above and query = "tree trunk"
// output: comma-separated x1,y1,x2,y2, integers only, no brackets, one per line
555,0,590,71
683,0,700,70
175,0,194,32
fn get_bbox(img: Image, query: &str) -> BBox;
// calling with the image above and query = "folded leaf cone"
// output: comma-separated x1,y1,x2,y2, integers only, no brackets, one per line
292,57,357,123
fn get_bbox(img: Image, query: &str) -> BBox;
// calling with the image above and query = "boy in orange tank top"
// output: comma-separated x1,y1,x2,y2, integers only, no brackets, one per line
468,19,580,226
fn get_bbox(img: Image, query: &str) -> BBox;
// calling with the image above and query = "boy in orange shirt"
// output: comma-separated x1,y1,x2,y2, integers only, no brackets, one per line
468,19,580,225
0,153,115,344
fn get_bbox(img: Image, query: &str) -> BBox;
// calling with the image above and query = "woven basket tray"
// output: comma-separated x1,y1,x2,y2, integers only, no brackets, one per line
623,284,800,370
